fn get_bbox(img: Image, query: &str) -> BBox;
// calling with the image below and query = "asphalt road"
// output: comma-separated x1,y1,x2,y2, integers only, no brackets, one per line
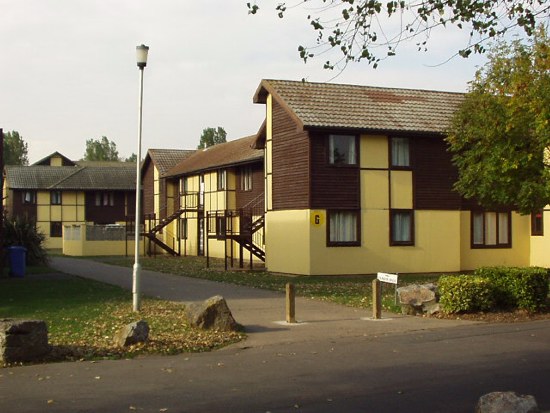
1,257,548,412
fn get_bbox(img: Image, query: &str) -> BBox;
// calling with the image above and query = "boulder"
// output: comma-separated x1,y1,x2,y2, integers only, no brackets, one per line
476,391,539,413
114,320,149,347
185,295,239,332
397,283,439,315
0,319,50,363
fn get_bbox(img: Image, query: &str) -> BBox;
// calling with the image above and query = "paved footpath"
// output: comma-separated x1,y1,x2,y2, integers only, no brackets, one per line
0,257,548,413
47,257,478,348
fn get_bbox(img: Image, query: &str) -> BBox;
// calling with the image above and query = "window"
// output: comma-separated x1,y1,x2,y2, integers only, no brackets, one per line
179,218,188,240
51,191,62,205
328,210,360,246
390,210,414,246
217,169,227,191
22,190,36,204
50,221,63,238
95,192,114,206
531,210,544,236
390,137,410,168
216,215,227,238
472,211,511,248
180,177,188,195
329,135,357,165
241,167,253,191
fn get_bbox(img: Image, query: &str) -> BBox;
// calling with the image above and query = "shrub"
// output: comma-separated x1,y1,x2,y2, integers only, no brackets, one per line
474,266,549,312
3,215,49,265
439,275,494,313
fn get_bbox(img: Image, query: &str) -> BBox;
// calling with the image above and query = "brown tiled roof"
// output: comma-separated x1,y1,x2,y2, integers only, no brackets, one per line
166,135,263,177
146,149,195,176
253,79,464,134
5,164,135,190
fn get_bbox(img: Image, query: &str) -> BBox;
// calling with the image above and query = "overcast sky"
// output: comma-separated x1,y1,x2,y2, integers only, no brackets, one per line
1,0,488,163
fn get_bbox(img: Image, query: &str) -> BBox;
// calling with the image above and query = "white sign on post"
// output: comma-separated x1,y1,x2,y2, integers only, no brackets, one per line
377,272,398,284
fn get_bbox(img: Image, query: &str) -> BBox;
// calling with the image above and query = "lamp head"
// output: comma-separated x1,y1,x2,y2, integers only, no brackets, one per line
136,44,149,69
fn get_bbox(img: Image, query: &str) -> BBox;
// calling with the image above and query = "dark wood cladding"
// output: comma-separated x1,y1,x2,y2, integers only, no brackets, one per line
310,132,360,209
85,191,133,224
412,135,462,210
236,162,264,210
142,161,155,215
9,190,37,221
271,100,310,210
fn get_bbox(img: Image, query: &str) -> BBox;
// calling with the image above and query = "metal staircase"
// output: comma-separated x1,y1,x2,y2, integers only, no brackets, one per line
143,192,200,256
206,208,266,267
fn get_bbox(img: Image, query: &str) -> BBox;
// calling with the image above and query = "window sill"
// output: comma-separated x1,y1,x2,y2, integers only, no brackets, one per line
327,242,361,247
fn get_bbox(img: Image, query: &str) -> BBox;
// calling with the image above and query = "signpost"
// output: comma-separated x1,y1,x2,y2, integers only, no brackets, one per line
377,272,399,306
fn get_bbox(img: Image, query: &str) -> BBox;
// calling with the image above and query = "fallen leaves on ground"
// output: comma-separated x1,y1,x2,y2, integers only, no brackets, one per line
44,298,244,363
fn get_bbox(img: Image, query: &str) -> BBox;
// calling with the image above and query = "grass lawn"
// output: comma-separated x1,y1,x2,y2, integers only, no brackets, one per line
93,255,441,312
0,267,244,366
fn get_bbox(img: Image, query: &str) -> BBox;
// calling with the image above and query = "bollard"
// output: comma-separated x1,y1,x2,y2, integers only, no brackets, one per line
286,283,296,324
372,279,382,319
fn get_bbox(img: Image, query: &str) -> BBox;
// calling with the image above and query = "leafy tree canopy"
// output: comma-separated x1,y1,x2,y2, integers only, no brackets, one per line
3,130,29,166
125,153,138,163
198,127,227,149
247,0,549,70
83,136,120,161
447,26,550,215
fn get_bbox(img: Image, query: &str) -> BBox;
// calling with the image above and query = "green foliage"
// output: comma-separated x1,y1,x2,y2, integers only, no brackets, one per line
83,136,120,161
197,127,227,149
3,215,48,265
439,275,494,313
248,1,549,70
125,153,138,163
447,27,550,214
2,130,29,166
474,266,549,312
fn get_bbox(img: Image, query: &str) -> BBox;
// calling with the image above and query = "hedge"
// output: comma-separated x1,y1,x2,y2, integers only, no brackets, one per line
439,275,494,313
474,266,549,312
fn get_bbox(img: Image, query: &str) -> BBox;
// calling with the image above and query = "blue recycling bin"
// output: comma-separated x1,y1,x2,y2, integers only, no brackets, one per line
8,246,27,278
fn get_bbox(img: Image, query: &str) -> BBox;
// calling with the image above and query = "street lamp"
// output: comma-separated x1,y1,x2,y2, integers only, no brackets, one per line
133,44,149,312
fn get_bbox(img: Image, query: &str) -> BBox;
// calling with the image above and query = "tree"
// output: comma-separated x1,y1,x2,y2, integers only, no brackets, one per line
446,27,550,215
247,0,549,70
197,127,227,149
125,153,138,163
3,131,29,165
83,136,120,161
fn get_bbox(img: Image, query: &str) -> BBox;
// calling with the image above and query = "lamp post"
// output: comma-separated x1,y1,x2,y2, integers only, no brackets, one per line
133,44,149,312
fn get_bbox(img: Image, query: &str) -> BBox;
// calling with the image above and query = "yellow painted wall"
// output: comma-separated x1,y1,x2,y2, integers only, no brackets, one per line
530,208,550,267
265,209,463,275
265,94,273,212
361,134,387,168
361,170,388,209
307,210,462,275
265,210,311,274
63,224,144,256
154,166,160,216
50,156,63,166
390,171,413,209
459,211,530,270
35,190,86,249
